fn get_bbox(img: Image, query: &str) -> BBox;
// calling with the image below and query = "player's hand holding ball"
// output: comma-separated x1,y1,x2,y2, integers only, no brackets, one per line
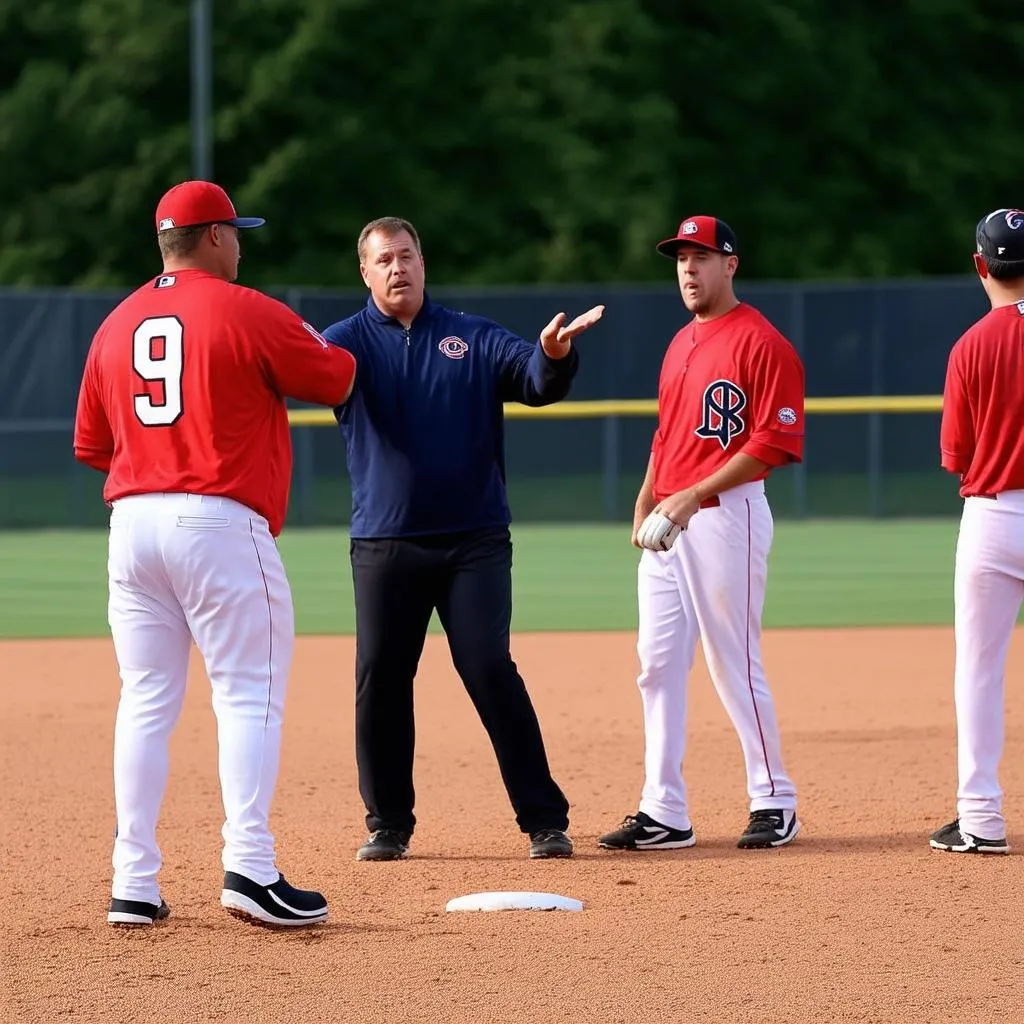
635,487,704,550
635,511,682,551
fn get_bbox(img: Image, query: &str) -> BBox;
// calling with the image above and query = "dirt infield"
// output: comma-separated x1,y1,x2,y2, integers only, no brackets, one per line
4,628,1024,1023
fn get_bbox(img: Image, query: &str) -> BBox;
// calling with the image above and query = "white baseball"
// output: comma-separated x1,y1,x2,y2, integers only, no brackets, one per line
637,512,682,551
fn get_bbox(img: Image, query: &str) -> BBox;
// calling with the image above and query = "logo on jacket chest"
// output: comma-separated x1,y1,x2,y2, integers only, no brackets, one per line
438,336,468,359
694,378,747,449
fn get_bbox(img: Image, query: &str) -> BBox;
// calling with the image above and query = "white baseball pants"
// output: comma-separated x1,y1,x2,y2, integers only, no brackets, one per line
106,493,294,904
635,481,796,831
952,491,1024,840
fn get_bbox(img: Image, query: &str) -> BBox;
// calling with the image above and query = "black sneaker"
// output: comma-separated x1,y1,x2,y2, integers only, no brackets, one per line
220,871,328,927
929,819,1009,854
598,811,695,850
356,828,411,861
529,829,574,859
107,897,170,927
737,809,800,849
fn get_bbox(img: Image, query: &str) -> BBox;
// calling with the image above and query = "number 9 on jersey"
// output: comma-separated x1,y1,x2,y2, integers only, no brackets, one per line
133,316,185,427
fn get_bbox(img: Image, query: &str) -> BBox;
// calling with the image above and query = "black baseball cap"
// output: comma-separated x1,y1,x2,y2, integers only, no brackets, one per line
656,216,738,259
976,208,1024,262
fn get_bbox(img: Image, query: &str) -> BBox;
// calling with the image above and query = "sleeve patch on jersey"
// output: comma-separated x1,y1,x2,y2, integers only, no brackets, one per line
776,406,798,425
301,321,329,349
694,378,747,449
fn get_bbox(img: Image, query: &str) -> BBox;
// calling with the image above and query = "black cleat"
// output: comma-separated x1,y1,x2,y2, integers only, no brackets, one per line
529,829,574,858
221,871,328,927
107,897,170,927
356,829,411,861
598,811,695,850
737,809,800,849
929,819,1009,854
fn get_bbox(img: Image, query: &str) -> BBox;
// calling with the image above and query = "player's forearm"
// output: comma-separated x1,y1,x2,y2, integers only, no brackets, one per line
692,452,769,503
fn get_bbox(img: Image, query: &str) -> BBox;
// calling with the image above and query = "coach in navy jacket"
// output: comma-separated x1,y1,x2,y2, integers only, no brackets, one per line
323,216,604,863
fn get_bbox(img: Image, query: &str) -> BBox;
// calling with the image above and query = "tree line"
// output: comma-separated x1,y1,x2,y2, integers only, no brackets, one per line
0,0,1020,289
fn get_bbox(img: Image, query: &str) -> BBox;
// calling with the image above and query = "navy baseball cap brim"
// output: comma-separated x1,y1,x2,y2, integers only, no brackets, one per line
656,216,738,258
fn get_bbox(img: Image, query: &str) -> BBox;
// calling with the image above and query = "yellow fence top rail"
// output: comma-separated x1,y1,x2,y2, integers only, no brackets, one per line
287,394,944,426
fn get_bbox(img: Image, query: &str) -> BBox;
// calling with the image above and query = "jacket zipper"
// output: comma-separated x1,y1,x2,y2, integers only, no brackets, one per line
403,327,411,347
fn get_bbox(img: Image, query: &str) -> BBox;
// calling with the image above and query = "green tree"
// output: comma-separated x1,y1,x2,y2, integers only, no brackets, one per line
0,0,1021,287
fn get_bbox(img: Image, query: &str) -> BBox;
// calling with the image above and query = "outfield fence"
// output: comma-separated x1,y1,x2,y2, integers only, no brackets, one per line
0,277,979,528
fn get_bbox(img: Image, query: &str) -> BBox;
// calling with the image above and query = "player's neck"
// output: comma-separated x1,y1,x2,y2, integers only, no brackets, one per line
161,258,227,279
694,296,740,324
985,279,1024,310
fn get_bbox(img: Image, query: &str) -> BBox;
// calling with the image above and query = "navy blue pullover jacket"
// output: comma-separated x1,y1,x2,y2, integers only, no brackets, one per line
321,294,580,539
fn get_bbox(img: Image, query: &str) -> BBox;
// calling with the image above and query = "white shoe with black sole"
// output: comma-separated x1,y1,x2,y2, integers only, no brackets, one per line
737,809,800,849
221,871,329,927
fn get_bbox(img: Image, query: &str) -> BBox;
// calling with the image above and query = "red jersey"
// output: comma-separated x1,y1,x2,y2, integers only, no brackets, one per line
940,301,1024,497
652,303,805,501
73,268,357,535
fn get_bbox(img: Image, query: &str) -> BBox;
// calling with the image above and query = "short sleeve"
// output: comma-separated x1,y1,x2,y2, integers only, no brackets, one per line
742,334,805,466
249,294,357,407
940,340,973,474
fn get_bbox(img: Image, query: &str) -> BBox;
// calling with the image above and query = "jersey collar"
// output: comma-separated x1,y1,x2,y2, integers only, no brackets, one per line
365,291,435,326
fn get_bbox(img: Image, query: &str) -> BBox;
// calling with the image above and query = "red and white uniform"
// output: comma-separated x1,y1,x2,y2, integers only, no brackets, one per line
74,268,356,905
74,268,353,535
939,301,1024,840
652,303,804,498
636,302,805,834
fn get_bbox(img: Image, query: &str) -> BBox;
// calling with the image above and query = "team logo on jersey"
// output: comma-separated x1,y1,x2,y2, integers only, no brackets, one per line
439,336,468,359
154,275,176,289
695,379,747,449
776,406,798,426
301,321,329,349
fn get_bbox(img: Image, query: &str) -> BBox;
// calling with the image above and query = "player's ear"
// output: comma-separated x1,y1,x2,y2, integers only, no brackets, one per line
973,252,989,279
359,263,371,289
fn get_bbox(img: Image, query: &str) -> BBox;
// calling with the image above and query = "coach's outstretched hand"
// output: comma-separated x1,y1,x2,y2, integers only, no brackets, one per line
540,305,605,359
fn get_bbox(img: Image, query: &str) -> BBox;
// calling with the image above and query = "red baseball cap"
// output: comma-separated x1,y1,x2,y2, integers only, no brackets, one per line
656,216,737,258
154,180,265,233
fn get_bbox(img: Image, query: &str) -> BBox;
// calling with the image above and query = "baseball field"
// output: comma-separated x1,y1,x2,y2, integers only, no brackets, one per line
4,520,1024,1023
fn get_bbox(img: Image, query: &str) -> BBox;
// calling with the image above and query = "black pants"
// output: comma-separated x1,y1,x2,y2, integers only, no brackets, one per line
350,526,569,836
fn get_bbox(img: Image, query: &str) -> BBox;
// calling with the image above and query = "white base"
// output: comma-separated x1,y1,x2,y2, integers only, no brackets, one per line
445,891,584,912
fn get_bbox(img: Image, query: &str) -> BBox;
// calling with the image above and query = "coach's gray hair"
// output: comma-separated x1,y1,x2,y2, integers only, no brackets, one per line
357,217,422,262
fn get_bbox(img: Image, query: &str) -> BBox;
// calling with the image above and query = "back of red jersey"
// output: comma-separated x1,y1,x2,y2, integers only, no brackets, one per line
74,269,356,535
941,302,1024,497
652,303,805,501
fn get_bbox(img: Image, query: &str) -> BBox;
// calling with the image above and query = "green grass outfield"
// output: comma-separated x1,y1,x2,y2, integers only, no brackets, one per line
0,520,986,640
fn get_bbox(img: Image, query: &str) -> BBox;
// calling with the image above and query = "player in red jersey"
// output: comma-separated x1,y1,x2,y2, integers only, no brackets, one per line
73,180,357,926
929,209,1024,856
598,216,805,853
